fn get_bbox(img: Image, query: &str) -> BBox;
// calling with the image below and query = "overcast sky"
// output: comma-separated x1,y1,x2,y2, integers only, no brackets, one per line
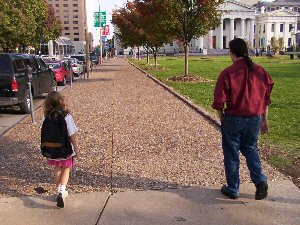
86,0,128,46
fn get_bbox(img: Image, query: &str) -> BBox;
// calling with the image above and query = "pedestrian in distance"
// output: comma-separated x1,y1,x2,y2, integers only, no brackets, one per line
42,91,79,208
212,38,274,200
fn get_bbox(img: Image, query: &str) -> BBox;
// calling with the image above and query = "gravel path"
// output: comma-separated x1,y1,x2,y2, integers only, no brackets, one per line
0,58,286,197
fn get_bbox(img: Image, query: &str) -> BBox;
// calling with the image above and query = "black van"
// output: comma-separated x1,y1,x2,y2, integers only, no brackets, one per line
0,53,55,114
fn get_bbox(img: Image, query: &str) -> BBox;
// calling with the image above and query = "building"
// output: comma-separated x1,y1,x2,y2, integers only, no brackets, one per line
254,0,300,50
46,0,88,54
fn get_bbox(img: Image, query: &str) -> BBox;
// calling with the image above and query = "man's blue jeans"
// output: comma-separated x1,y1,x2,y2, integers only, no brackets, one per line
221,114,267,196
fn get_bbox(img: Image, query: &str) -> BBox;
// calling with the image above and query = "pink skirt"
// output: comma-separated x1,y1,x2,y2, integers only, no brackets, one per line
47,157,75,168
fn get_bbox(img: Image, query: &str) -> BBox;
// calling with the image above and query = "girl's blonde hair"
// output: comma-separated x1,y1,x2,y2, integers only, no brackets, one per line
43,91,70,118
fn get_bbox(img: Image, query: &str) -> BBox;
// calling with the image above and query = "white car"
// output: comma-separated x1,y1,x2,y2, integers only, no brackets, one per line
63,58,83,76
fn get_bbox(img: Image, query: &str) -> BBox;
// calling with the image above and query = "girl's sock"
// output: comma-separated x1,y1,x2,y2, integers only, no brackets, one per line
60,185,66,193
57,184,61,193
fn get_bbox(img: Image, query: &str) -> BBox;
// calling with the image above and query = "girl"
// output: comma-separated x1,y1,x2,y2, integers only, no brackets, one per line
43,91,79,208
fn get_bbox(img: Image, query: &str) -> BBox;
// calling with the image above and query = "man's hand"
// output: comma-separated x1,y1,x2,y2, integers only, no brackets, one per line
217,110,223,121
261,107,269,135
261,119,269,135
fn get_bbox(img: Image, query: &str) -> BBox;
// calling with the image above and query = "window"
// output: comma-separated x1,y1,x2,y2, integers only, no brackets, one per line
74,27,79,30
65,33,70,35
55,4,59,7
73,9,78,12
288,38,291,46
63,4,68,7
294,7,298,12
56,10,59,13
297,21,300,30
289,24,293,32
73,15,78,18
223,22,226,30
271,24,275,32
65,27,69,30
73,21,78,24
254,25,256,33
170,42,173,46
234,21,236,31
280,24,283,32
74,32,79,35
271,7,275,11
74,38,79,41
64,21,69,24
73,4,78,7
259,25,261,33
263,24,265,33
64,15,68,18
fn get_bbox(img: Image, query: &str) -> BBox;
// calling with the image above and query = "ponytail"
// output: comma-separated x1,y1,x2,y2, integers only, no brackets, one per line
243,54,253,70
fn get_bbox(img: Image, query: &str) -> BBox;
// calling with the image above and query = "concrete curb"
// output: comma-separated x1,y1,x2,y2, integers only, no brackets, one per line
127,60,221,129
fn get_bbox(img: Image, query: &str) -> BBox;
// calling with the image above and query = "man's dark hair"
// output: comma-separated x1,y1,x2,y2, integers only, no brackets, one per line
229,38,253,70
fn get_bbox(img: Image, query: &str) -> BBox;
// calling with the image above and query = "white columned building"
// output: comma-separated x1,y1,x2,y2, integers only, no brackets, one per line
160,0,256,54
255,7,299,49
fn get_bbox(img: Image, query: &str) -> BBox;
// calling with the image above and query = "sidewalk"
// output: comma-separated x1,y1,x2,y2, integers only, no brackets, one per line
0,181,299,225
0,58,299,224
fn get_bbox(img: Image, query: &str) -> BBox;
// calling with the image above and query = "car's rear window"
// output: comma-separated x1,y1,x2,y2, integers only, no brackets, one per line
47,63,61,69
14,56,25,70
0,55,12,74
71,56,85,62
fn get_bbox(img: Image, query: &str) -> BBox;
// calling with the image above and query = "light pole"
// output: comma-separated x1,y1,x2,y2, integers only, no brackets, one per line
291,26,296,59
99,3,103,65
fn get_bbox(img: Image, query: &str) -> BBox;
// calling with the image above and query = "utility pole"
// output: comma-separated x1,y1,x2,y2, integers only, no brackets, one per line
84,0,90,78
99,3,103,65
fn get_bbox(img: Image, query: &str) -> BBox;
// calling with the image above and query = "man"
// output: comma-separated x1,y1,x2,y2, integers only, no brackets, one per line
212,38,274,200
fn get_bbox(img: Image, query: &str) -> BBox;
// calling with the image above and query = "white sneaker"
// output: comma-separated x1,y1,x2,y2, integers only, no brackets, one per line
56,190,68,208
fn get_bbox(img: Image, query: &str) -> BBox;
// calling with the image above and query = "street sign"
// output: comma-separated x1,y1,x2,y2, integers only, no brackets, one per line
100,11,106,27
94,12,100,27
102,25,110,35
94,11,107,27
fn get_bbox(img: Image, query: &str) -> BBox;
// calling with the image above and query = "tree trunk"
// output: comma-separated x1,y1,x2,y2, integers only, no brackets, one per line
184,44,189,77
154,49,158,69
138,46,140,60
147,47,150,64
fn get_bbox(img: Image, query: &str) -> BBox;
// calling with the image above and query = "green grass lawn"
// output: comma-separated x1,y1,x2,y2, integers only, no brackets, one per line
130,55,300,168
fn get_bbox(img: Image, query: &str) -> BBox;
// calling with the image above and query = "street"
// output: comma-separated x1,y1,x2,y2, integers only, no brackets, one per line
0,86,65,136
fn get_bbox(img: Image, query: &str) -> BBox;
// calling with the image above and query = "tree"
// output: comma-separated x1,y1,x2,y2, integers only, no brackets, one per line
113,0,173,67
136,0,173,68
167,0,224,76
271,37,284,55
0,0,62,52
112,1,148,58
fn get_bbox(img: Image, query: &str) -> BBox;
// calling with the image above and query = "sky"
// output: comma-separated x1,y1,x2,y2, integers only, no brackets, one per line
86,0,128,46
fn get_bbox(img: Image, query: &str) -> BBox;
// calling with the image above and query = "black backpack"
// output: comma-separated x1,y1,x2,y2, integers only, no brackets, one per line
41,113,73,159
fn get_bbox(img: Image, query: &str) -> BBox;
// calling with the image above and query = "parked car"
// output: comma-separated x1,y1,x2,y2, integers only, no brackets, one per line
62,58,83,77
46,61,72,86
90,54,99,65
70,55,87,72
0,53,55,114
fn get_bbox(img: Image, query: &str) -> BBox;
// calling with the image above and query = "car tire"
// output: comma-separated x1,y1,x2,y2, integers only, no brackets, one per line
19,89,31,114
60,77,66,86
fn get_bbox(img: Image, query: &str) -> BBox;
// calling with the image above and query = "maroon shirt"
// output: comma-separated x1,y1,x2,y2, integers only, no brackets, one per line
212,58,274,116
